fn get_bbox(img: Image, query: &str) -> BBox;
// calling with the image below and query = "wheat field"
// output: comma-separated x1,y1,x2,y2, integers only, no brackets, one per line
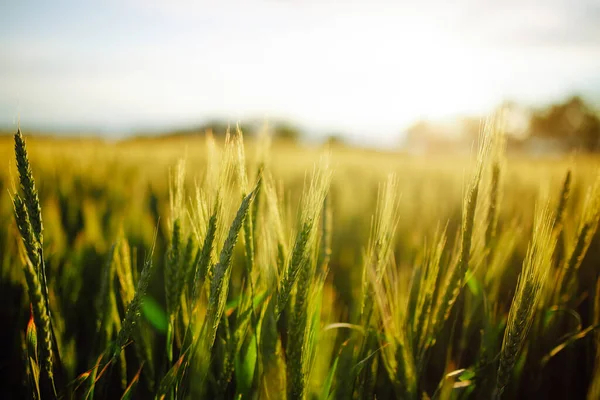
1,125,600,399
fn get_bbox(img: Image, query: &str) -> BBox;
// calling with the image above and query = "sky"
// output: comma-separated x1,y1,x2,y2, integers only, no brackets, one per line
1,0,600,145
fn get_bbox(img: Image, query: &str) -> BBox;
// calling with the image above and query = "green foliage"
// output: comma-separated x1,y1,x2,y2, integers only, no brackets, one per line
529,96,600,152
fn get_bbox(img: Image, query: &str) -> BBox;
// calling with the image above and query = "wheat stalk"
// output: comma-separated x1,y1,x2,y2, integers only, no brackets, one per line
12,129,57,396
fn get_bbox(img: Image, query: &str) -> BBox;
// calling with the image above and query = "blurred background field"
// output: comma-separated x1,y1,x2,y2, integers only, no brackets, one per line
2,132,598,292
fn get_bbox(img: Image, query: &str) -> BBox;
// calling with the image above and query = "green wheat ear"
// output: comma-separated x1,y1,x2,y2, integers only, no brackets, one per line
13,130,49,311
552,170,571,231
277,158,332,318
556,174,600,299
113,245,155,360
165,218,182,316
13,130,48,305
13,195,40,268
14,129,43,243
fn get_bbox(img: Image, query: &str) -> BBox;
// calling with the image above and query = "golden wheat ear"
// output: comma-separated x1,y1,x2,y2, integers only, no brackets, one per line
496,202,555,399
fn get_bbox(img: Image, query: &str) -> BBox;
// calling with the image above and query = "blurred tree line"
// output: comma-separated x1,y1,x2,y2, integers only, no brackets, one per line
118,95,600,153
157,120,304,143
406,96,600,154
528,96,600,151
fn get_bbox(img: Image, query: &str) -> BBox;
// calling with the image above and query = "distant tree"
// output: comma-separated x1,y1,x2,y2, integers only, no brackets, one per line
528,96,600,152
190,120,257,137
273,123,302,143
324,133,345,147
201,120,232,137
